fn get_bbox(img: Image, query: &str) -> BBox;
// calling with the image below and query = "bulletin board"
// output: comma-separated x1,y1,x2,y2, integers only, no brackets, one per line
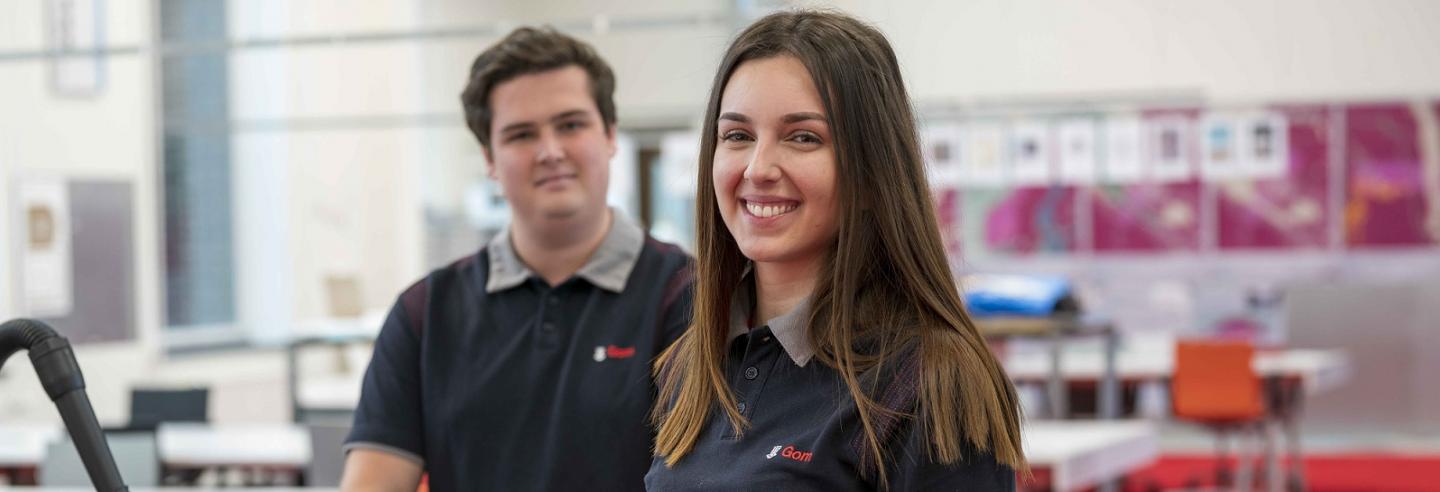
12,179,135,344
926,99,1440,262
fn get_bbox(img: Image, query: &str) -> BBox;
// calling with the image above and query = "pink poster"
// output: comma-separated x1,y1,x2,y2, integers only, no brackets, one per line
1091,109,1202,252
933,187,964,257
1343,104,1440,248
959,186,1080,259
1092,182,1201,252
1217,106,1332,249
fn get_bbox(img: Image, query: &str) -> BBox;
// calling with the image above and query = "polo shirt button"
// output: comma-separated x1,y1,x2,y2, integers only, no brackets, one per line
547,296,558,306
744,366,758,380
737,401,747,413
542,322,555,332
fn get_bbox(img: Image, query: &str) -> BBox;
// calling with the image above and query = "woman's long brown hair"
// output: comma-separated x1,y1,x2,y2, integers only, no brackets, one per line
652,10,1025,483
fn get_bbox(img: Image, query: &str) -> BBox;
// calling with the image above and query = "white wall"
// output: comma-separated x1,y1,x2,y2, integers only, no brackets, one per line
825,0,1440,104
229,0,426,331
0,0,160,425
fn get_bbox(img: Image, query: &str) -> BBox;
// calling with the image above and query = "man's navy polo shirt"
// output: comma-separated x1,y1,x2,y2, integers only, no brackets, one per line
345,212,693,491
645,278,1015,491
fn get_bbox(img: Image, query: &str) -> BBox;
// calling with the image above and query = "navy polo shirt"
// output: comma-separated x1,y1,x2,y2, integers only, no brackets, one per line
345,212,693,491
645,279,1015,491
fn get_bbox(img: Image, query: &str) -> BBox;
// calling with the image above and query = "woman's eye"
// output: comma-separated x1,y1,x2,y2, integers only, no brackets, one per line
722,132,752,143
791,132,821,145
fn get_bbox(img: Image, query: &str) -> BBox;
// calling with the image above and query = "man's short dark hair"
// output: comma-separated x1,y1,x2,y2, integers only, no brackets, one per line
460,27,617,150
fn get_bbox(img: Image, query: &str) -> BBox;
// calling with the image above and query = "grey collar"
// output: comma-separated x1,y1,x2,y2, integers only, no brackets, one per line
727,270,816,367
485,209,645,294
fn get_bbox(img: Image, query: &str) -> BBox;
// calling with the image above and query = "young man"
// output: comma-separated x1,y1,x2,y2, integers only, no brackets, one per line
340,27,692,491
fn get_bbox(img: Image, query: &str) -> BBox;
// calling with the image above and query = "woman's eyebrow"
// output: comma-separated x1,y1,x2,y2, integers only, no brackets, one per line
782,112,826,124
718,112,750,123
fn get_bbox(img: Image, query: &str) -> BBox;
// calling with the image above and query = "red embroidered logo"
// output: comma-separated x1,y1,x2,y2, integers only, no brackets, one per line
593,345,636,361
766,445,813,463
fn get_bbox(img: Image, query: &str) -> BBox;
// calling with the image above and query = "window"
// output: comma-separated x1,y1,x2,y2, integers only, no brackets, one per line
160,0,237,336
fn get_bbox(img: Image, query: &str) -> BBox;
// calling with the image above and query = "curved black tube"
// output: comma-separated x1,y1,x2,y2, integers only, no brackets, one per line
0,318,129,492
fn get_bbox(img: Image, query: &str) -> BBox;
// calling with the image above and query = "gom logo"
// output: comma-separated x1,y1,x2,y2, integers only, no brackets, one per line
777,445,812,463
593,345,637,362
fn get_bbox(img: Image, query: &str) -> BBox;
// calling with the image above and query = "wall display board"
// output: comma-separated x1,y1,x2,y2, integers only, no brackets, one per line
1343,103,1440,248
929,100,1440,260
959,186,1081,259
1217,106,1330,249
11,178,135,344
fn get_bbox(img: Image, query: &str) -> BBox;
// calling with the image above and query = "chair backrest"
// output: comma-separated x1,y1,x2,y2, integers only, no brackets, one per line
129,388,208,431
40,432,159,487
1172,340,1264,421
306,422,351,487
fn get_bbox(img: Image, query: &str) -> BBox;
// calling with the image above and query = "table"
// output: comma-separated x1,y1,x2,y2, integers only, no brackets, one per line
285,328,373,423
0,424,60,467
0,424,61,485
979,316,1120,419
1023,420,1159,492
1008,348,1351,492
156,423,311,470
1004,348,1351,396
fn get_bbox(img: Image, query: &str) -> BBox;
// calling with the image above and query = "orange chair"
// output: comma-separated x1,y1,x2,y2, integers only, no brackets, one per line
1172,340,1268,490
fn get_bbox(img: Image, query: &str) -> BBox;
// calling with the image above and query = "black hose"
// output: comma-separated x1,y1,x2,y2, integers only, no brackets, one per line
0,318,130,492
0,318,56,372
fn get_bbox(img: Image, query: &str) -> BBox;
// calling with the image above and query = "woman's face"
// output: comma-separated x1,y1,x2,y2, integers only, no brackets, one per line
713,55,840,268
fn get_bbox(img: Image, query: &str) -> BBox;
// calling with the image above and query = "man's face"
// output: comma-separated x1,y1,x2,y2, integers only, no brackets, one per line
486,65,615,227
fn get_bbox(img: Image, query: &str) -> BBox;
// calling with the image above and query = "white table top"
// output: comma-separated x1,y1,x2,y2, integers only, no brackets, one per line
0,424,61,467
1023,420,1159,492
156,423,311,468
1005,348,1351,395
296,377,363,410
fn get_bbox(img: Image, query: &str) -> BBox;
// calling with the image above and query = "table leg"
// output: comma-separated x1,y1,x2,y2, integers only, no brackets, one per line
1284,380,1307,492
1235,426,1255,492
1048,328,1066,419
1099,327,1120,420
1264,420,1282,492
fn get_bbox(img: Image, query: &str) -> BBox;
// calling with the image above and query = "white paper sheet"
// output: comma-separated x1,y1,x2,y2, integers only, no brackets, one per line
1103,115,1145,184
922,123,965,187
1058,118,1099,184
1010,120,1052,186
1148,116,1194,183
963,122,1008,187
18,179,74,318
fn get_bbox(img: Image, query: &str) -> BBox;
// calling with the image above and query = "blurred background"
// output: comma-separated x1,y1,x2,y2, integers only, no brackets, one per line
1,0,1438,489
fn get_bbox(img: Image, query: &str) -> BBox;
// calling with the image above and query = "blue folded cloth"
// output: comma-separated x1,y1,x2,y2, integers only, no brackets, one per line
961,274,1072,318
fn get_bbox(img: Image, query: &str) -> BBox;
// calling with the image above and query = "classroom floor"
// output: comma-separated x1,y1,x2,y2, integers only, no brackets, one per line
1121,424,1440,492
1123,453,1440,492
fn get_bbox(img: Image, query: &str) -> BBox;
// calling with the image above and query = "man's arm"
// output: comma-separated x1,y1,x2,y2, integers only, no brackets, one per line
340,449,423,492
343,280,430,490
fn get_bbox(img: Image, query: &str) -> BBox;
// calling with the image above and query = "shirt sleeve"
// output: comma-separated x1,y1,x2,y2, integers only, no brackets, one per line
886,419,1017,492
343,293,426,463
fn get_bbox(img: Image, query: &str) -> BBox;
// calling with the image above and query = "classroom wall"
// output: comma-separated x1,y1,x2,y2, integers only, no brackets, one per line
0,0,161,425
832,0,1440,104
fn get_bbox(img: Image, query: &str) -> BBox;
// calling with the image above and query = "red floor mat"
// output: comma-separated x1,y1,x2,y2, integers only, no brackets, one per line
1122,453,1440,492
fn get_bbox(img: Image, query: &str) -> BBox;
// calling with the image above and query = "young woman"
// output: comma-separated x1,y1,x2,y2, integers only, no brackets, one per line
646,10,1025,491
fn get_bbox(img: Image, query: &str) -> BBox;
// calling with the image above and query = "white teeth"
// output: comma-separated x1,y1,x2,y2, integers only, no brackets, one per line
744,201,798,218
